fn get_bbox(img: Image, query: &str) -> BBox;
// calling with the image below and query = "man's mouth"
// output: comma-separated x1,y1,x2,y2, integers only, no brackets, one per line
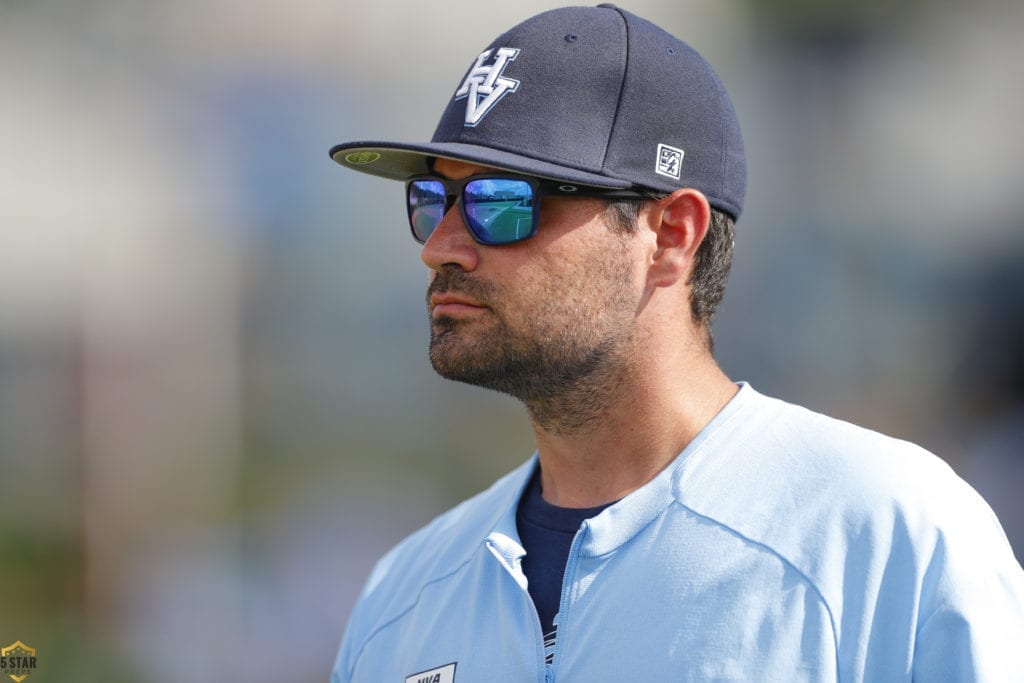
429,292,489,318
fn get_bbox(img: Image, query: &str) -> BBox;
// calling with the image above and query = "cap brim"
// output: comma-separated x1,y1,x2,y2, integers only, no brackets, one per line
330,140,634,190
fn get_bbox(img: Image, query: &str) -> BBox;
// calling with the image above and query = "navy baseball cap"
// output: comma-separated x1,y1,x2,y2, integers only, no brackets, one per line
330,4,746,219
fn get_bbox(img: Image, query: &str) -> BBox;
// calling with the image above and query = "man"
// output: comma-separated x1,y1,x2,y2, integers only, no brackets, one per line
329,5,1024,681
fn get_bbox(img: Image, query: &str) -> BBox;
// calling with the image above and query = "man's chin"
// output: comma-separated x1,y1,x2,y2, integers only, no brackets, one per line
429,343,479,378
430,360,492,388
429,340,503,387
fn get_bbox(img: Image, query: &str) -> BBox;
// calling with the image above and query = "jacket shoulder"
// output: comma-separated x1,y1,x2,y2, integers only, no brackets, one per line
675,389,1020,643
336,458,534,673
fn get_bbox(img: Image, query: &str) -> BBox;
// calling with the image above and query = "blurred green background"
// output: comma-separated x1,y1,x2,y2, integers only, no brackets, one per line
1,0,1022,680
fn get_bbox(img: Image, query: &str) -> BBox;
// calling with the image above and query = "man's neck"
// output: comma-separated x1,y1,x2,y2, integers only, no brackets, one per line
529,358,737,509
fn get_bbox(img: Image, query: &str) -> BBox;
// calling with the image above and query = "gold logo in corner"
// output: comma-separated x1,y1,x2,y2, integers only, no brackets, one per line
0,641,37,683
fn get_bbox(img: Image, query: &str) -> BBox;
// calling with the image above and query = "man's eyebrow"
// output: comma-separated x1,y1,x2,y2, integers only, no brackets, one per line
426,157,458,180
427,158,505,181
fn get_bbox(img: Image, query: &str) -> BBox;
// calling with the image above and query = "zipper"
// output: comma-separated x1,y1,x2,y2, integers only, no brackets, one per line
548,519,589,681
524,576,550,683
485,535,549,683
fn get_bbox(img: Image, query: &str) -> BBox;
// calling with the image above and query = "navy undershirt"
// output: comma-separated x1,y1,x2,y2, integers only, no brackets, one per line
515,469,615,661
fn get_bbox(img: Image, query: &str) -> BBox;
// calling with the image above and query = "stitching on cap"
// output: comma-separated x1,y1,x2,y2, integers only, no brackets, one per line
600,7,630,174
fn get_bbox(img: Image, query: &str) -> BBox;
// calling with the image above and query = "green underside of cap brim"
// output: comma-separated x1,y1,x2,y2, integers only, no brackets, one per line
330,140,635,190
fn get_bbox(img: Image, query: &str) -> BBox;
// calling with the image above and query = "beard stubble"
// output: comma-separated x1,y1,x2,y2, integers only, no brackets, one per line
426,241,639,435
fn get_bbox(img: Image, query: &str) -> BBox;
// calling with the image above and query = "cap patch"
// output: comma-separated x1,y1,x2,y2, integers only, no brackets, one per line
655,143,684,180
345,151,381,165
454,47,520,127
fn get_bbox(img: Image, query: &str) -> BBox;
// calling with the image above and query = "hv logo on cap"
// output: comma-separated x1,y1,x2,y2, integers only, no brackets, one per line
454,48,520,127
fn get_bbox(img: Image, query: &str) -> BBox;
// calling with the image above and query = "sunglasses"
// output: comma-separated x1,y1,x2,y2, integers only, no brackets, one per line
406,173,653,245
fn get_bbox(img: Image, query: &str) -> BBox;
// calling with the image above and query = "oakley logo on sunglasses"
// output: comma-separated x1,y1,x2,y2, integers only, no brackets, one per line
454,47,521,127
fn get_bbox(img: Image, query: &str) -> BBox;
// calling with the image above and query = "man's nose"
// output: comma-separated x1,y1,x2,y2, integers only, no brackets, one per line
420,201,480,272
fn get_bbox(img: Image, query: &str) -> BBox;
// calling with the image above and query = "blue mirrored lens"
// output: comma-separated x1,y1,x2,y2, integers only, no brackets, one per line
463,179,534,244
408,180,446,241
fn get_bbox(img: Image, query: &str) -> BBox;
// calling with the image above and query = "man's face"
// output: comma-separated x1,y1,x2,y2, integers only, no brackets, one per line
421,158,646,411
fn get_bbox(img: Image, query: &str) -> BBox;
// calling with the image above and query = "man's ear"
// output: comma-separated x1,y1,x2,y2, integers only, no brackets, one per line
645,188,711,289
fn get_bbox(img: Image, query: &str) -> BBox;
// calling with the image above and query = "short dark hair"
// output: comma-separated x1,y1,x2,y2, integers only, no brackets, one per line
605,199,735,347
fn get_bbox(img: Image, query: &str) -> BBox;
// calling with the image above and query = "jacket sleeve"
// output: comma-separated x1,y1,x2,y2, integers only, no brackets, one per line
910,486,1024,680
330,536,413,682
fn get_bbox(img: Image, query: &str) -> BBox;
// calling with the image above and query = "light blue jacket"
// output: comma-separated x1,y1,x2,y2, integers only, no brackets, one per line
333,384,1024,682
